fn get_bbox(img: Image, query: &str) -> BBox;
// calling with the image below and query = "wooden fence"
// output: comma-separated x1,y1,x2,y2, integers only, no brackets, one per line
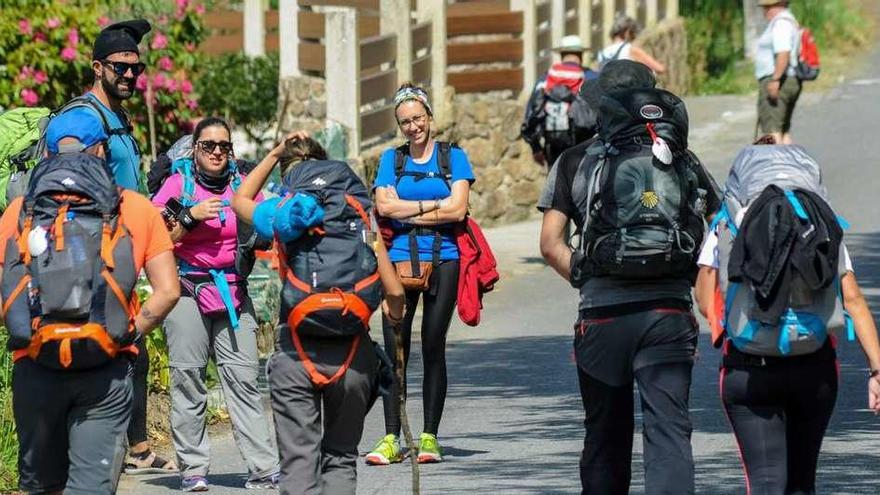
203,0,679,157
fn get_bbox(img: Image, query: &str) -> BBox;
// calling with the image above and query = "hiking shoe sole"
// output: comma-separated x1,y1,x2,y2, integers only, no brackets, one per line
365,453,402,465
417,452,442,464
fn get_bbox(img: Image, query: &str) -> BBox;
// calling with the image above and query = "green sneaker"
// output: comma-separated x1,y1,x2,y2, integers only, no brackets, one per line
417,433,442,463
365,434,402,465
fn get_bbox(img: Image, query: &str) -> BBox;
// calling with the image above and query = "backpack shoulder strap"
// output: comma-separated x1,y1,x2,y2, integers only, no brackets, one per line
58,96,114,137
436,141,455,187
394,143,410,183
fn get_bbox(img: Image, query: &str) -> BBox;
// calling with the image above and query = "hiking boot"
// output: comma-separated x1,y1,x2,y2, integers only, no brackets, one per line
244,470,280,489
181,475,209,492
365,434,403,465
417,433,442,463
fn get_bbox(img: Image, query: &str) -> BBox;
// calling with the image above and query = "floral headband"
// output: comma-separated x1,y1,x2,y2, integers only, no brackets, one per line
393,87,433,116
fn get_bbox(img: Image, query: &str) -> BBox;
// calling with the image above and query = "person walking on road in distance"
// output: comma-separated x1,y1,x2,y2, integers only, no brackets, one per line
521,35,599,168
597,15,666,74
754,0,802,144
232,132,406,495
0,110,180,495
694,137,880,494
539,60,721,494
152,117,280,492
365,83,474,466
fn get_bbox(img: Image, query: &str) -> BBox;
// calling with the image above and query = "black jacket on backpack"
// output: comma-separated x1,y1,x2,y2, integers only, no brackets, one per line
728,185,843,325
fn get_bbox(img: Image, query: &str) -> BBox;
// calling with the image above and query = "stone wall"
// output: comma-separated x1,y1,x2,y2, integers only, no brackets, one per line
278,76,327,134
639,17,689,94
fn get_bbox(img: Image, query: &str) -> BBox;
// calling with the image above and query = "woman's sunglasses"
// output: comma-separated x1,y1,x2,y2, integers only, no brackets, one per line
197,140,234,154
101,60,147,77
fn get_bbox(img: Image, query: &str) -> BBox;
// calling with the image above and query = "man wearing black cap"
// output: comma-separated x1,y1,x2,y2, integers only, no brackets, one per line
80,19,151,192
538,60,721,494
83,19,181,477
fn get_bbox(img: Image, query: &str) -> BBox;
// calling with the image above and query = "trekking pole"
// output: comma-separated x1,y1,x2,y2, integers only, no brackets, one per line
394,323,420,494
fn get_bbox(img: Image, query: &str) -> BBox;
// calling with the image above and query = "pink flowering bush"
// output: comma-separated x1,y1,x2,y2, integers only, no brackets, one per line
0,0,207,153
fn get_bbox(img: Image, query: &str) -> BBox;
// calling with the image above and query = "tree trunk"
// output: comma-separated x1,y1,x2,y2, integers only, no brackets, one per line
743,0,764,60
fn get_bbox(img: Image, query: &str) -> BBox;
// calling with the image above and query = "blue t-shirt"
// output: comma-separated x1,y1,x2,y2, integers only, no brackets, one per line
83,93,141,190
373,143,475,262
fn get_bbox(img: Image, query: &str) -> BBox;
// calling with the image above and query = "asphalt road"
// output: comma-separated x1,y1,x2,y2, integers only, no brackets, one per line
120,49,880,495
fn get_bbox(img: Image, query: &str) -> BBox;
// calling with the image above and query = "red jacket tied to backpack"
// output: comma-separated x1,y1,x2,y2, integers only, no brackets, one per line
455,218,499,327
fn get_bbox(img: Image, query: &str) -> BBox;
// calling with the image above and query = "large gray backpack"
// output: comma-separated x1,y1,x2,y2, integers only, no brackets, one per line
710,144,851,356
275,159,381,387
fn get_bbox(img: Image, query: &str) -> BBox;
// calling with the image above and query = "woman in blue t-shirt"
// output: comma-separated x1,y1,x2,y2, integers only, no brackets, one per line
366,83,475,465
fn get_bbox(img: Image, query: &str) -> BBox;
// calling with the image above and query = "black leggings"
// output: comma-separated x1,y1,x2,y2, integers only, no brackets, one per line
720,342,838,495
381,260,459,436
127,338,149,446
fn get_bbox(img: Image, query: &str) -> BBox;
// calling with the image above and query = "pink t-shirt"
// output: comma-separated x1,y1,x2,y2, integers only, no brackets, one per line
152,173,262,271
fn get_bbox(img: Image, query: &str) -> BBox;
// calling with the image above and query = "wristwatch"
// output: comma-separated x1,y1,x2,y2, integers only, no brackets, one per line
869,369,880,379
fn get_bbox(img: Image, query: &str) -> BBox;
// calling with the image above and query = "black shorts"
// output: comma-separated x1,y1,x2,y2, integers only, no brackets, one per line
13,357,132,495
574,302,699,387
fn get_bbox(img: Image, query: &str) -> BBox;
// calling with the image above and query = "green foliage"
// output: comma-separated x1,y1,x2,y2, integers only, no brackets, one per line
0,333,16,492
681,0,872,94
0,0,208,155
196,52,280,149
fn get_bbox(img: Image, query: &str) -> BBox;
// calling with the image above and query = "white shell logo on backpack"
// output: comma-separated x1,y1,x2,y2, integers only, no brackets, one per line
639,104,664,120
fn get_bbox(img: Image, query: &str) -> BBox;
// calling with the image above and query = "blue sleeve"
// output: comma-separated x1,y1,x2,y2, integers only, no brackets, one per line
373,149,397,189
450,147,475,184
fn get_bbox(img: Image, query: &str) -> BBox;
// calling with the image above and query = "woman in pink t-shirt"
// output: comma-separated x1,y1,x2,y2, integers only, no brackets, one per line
152,117,279,491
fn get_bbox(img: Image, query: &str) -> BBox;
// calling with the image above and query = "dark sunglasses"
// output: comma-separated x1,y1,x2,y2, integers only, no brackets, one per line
197,140,234,154
101,60,146,77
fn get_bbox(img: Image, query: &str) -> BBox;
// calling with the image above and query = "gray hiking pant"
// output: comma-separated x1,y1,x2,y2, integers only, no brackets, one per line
269,328,376,495
165,295,279,479
13,357,132,495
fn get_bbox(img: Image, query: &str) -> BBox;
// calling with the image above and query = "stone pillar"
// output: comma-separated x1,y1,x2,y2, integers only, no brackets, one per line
551,0,565,49
244,0,266,57
578,0,593,49
417,0,448,125
646,0,658,27
382,0,412,84
279,0,301,77
511,0,537,100
325,8,361,157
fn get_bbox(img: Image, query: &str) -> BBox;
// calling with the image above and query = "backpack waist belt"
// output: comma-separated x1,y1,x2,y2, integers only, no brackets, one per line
179,261,241,329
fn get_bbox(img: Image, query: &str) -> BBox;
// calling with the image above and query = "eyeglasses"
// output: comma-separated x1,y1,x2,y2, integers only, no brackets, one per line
397,113,428,129
101,60,146,77
197,140,234,154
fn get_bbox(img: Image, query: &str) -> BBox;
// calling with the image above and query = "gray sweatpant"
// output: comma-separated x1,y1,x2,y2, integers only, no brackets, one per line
269,328,376,495
165,295,279,478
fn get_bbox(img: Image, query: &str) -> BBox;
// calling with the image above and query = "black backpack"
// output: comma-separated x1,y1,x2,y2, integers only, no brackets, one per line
1,153,139,369
576,88,704,280
276,159,382,387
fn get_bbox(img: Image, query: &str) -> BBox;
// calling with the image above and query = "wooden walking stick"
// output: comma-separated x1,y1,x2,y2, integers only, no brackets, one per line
394,323,420,494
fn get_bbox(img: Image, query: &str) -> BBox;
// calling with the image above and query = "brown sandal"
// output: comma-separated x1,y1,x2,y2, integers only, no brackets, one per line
124,450,178,475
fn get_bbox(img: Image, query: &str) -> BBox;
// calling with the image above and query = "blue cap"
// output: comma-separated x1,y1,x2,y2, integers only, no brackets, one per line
45,108,109,154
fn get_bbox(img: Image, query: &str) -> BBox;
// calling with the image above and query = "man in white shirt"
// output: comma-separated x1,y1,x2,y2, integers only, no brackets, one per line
755,0,802,144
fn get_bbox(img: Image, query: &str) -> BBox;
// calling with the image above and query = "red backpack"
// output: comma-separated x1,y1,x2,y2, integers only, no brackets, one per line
796,28,820,81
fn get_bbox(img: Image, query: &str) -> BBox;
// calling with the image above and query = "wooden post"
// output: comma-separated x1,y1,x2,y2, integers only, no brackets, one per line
279,0,301,77
325,8,361,157
578,0,592,49
511,0,537,99
416,0,447,122
382,0,413,84
551,0,565,50
645,0,658,27
244,0,266,56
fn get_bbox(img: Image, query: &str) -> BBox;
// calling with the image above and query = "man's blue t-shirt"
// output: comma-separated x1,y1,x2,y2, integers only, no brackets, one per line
82,93,141,190
373,143,475,263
